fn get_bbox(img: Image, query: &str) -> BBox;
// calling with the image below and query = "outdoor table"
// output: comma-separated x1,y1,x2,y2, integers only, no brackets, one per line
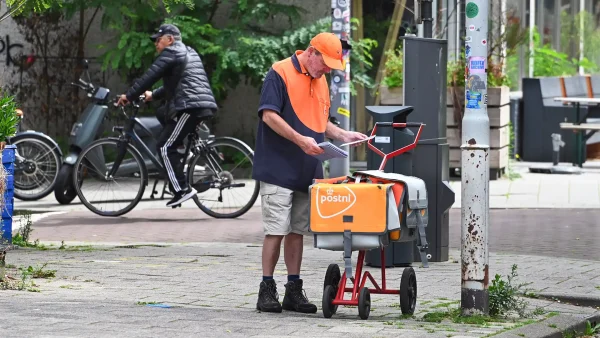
554,97,600,167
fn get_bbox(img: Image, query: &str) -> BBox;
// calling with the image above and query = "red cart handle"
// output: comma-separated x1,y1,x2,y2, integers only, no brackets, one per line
367,122,425,171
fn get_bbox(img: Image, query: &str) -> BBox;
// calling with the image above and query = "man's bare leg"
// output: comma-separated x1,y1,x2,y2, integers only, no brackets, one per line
257,234,285,313
262,235,284,276
283,232,303,275
281,232,316,313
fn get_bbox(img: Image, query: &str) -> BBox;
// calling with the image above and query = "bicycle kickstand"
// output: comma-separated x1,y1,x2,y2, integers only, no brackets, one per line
160,180,169,199
150,179,160,199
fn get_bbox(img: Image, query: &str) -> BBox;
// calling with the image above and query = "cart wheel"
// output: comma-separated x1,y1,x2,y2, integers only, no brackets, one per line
324,263,341,290
322,285,337,318
400,267,417,315
358,287,371,320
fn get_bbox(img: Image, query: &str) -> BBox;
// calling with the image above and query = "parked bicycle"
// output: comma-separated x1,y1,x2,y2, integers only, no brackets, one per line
9,109,63,201
72,95,259,218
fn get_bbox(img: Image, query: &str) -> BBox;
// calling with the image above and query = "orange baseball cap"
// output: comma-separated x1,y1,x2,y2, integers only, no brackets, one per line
310,32,345,70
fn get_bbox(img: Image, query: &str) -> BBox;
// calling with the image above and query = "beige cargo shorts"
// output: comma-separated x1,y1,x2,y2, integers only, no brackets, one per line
259,181,310,236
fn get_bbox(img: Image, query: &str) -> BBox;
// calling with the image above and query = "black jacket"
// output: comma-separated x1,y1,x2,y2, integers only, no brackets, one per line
125,41,218,116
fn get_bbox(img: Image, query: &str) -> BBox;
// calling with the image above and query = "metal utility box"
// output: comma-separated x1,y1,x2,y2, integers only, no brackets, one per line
403,36,455,263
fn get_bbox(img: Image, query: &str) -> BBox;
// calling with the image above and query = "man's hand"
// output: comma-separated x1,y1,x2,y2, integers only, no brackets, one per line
341,131,369,146
296,135,324,156
116,94,129,107
143,91,153,102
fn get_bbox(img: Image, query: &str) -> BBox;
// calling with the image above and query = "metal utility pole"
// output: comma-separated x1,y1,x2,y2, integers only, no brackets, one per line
415,0,433,38
329,0,351,177
528,0,535,77
579,0,585,75
461,0,490,316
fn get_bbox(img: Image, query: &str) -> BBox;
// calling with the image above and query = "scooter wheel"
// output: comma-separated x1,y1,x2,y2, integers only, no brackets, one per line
54,164,77,205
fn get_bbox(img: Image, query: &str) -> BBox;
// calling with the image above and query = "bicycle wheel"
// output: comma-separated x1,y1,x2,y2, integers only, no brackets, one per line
187,138,258,218
73,138,147,217
10,133,62,201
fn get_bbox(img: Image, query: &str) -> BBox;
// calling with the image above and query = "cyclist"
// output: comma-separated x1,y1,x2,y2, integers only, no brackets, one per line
117,23,218,207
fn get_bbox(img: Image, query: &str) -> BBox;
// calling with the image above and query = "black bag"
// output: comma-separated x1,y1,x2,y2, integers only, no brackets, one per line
162,51,189,122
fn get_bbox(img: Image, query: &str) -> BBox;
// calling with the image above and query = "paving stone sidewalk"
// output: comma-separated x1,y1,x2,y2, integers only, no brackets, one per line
1,242,599,337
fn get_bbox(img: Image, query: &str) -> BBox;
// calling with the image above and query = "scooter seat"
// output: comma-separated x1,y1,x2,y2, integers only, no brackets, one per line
135,117,163,139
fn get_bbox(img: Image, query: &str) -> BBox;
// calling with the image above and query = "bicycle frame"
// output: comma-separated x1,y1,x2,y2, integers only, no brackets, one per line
101,99,229,192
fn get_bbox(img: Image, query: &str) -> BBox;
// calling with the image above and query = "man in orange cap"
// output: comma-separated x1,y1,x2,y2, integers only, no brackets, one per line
252,32,368,314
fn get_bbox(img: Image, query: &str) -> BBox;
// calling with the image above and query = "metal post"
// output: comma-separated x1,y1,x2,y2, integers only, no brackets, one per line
461,0,490,316
551,133,565,166
579,0,585,75
329,0,351,177
528,0,535,77
421,0,433,38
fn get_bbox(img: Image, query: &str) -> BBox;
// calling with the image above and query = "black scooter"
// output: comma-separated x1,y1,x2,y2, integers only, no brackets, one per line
53,60,113,204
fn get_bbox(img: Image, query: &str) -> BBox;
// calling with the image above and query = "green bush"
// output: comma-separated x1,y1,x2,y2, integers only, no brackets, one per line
0,94,20,143
381,46,403,88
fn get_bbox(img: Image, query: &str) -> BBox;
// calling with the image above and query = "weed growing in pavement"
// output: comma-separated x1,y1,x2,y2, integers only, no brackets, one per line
562,320,600,338
419,265,544,328
0,260,57,292
489,264,530,318
11,211,48,250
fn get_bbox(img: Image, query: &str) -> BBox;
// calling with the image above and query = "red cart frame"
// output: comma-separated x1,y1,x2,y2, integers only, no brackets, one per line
321,121,426,320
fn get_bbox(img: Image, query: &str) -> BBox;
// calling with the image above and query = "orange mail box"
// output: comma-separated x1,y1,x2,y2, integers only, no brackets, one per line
309,183,399,235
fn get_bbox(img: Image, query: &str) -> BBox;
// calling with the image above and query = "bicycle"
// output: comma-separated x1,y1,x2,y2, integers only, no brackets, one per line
9,109,63,201
72,96,259,218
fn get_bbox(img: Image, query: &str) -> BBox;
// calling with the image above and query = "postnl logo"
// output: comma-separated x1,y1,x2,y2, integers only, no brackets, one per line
316,186,356,219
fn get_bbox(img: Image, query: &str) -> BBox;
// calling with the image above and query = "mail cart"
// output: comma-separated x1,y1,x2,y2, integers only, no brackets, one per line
309,120,431,320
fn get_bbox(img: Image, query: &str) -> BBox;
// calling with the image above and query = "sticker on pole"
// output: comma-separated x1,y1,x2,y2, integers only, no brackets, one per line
469,57,486,74
465,45,472,57
337,107,350,117
466,2,479,18
465,74,486,109
466,91,482,109
333,8,342,18
469,25,475,31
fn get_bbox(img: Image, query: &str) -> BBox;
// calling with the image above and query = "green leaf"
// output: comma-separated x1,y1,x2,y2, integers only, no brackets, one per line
117,37,128,50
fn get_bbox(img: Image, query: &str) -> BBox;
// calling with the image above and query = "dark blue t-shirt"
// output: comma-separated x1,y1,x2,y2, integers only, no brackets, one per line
252,52,331,192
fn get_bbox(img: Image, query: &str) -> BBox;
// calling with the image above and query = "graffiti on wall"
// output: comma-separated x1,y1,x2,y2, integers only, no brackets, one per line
0,35,24,67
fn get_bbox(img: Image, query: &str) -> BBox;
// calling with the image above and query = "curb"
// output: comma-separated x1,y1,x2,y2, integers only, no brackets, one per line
12,211,67,233
496,313,600,338
535,293,600,309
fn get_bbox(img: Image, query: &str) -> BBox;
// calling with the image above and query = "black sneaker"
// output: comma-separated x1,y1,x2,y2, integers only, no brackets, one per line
282,279,318,313
166,187,197,207
256,279,282,313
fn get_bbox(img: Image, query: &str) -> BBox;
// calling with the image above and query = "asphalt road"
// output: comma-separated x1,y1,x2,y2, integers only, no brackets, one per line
23,206,600,261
